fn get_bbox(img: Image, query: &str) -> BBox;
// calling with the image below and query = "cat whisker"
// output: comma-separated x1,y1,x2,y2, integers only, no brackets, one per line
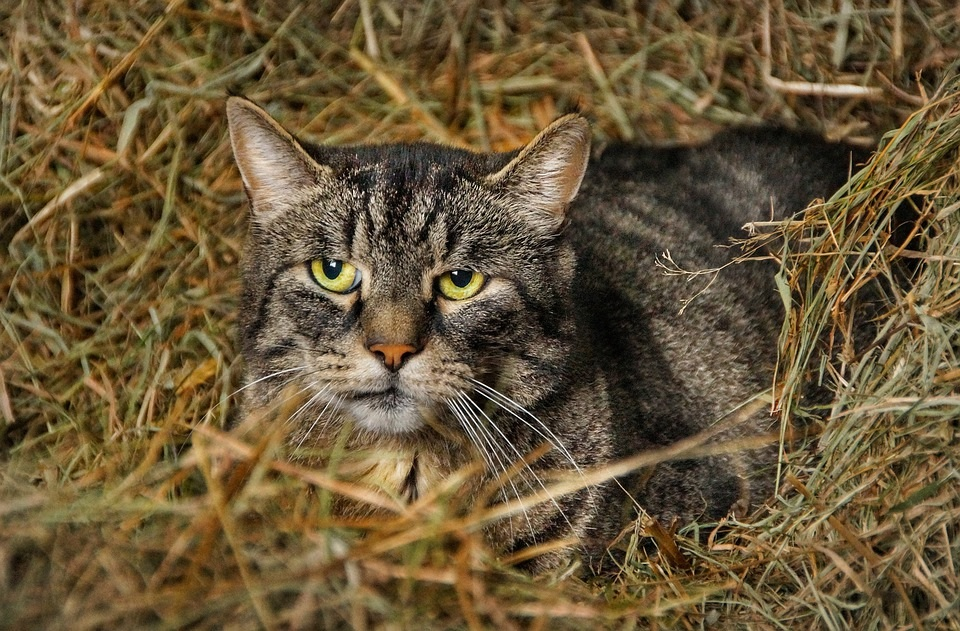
446,395,495,470
447,394,528,542
293,388,343,451
182,365,317,462
450,393,529,499
284,382,329,423
466,378,584,477
234,367,339,437
198,364,309,434
194,365,311,449
454,390,577,544
454,392,536,491
226,364,310,402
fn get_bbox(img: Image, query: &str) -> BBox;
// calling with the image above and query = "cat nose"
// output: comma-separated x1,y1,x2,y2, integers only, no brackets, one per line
367,342,419,371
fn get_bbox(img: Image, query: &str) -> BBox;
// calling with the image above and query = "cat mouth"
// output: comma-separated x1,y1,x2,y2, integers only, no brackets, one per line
350,387,405,407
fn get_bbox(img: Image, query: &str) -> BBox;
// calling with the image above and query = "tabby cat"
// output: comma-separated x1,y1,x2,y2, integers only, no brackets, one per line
226,97,861,570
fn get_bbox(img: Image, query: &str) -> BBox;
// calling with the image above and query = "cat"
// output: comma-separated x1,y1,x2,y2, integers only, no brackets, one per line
225,96,863,571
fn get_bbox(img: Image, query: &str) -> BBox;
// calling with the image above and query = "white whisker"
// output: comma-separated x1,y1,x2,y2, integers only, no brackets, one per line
290,384,336,449
455,390,578,542
199,365,309,432
447,394,527,542
446,395,495,470
450,393,526,501
467,377,584,476
228,365,310,401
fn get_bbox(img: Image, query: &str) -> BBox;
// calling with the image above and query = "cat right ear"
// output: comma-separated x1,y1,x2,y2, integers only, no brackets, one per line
485,114,591,231
226,97,332,219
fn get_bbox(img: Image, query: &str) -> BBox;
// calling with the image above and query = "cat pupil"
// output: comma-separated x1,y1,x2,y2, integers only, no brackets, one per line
450,270,473,288
323,259,342,279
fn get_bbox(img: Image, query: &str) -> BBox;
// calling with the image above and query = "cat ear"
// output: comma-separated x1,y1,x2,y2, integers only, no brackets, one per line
486,114,591,230
226,97,332,218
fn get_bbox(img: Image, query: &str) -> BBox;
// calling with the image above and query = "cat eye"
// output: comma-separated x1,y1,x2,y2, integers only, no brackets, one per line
437,269,485,301
309,258,361,294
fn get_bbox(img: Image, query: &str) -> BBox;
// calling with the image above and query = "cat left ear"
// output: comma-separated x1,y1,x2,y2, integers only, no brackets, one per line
486,114,591,230
226,97,332,219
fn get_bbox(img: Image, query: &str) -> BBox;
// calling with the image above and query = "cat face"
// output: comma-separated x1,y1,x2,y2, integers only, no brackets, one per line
227,98,591,446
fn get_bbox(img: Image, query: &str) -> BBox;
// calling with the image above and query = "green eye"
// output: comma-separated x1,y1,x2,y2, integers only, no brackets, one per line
437,269,485,301
310,258,361,294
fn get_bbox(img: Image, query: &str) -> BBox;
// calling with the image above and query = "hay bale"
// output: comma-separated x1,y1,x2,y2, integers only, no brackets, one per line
761,82,960,628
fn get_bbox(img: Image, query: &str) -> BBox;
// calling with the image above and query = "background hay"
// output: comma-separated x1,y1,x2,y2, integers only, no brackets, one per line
1,1,958,628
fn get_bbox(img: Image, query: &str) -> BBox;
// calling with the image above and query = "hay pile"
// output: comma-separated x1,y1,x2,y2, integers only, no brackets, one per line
1,1,957,628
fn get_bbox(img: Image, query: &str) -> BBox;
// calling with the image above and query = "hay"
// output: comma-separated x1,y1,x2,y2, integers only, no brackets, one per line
716,81,960,629
1,1,958,628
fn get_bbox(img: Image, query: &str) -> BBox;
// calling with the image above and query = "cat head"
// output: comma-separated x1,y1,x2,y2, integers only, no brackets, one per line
226,97,590,443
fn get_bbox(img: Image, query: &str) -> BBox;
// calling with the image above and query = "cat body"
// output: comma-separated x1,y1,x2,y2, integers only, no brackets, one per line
226,98,861,569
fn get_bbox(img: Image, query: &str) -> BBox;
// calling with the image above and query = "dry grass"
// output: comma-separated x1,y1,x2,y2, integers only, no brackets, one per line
1,1,958,628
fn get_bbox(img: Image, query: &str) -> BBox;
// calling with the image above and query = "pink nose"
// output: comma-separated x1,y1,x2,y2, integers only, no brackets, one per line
368,342,418,370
